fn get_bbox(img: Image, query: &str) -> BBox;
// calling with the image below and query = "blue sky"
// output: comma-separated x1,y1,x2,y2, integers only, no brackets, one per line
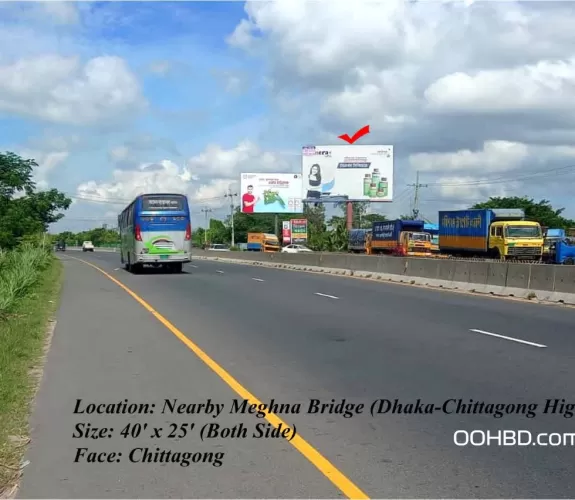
2,1,575,232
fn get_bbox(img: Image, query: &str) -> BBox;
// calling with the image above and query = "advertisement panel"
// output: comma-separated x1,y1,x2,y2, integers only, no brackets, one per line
240,173,303,214
301,145,393,202
282,221,291,244
290,218,308,245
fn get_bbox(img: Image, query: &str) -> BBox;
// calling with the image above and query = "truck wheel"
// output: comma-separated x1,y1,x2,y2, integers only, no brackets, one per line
565,257,574,265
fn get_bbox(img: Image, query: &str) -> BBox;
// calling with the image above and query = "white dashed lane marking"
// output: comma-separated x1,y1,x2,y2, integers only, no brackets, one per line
315,292,339,300
469,329,547,348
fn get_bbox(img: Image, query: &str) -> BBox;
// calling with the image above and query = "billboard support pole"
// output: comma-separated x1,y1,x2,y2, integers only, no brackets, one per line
274,214,279,239
346,201,353,231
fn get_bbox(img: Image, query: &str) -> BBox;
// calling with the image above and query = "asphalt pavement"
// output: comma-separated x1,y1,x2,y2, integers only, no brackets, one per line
18,250,575,498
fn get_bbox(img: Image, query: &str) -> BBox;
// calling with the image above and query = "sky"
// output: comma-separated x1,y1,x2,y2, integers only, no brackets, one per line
2,0,575,232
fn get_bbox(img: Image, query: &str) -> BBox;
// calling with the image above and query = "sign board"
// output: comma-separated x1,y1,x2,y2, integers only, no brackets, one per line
301,145,393,202
290,218,308,244
240,173,303,214
282,221,291,244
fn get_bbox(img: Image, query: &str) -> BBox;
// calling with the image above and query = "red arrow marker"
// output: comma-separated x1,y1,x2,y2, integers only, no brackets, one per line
338,125,370,144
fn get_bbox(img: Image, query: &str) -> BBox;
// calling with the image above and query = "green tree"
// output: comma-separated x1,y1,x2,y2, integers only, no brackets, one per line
0,152,71,249
303,203,326,250
471,196,575,229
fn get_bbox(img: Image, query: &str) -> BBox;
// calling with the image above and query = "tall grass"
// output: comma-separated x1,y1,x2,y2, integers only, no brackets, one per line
0,244,52,317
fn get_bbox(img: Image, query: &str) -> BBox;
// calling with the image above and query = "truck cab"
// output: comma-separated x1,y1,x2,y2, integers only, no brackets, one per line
488,220,543,260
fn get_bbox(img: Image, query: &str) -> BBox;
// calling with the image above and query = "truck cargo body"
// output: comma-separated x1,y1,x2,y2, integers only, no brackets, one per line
348,229,371,253
438,209,543,260
247,232,280,252
438,209,492,252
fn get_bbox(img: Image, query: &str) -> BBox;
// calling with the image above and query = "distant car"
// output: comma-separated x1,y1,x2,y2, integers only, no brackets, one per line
55,241,66,251
208,244,230,252
82,241,95,252
282,244,312,253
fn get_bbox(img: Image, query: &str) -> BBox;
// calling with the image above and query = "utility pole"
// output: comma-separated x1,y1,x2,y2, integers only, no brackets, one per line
224,188,238,247
201,207,212,245
407,171,428,219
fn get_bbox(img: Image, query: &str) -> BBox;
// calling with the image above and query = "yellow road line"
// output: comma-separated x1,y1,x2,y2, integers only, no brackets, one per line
70,256,369,499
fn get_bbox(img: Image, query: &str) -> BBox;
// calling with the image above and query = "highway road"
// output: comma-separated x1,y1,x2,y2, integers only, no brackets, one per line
18,250,575,498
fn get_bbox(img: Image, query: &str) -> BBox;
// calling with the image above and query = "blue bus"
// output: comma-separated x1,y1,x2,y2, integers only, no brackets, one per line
118,193,192,273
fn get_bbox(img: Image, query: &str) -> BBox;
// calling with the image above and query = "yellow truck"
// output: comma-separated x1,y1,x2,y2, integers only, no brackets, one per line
438,209,544,260
247,232,280,252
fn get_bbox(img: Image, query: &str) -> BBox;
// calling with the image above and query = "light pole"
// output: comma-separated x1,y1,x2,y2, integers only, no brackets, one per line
224,187,238,247
201,207,212,245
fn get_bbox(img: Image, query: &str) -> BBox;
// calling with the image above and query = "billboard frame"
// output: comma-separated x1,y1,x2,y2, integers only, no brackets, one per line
301,144,393,203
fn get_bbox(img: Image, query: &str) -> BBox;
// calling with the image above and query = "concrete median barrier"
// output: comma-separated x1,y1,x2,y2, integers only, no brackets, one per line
193,250,575,305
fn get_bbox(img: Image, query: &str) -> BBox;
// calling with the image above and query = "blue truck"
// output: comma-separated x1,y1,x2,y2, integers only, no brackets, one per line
369,220,432,256
438,208,544,260
543,229,575,264
348,228,371,253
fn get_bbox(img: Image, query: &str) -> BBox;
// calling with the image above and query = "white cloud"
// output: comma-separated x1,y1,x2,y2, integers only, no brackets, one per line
18,149,69,190
76,142,299,212
424,59,575,114
0,55,145,125
40,2,80,25
409,141,530,173
229,0,575,216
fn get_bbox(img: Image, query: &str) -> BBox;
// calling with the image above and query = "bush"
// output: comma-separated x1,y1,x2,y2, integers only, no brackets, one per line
0,244,52,318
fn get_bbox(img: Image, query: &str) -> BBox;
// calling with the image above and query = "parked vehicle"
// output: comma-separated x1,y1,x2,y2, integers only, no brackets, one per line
424,223,439,253
281,244,312,253
438,209,544,261
247,232,280,252
348,228,371,253
545,237,575,265
368,220,432,256
542,228,565,261
208,244,230,252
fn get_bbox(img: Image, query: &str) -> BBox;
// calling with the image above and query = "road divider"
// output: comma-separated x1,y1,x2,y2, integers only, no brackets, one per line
194,250,575,305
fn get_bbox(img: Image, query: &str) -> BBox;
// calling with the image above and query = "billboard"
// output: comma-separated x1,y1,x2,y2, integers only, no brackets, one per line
301,145,393,202
290,219,308,244
240,173,303,214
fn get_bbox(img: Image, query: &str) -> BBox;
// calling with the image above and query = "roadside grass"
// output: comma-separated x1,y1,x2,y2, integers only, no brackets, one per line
0,248,63,494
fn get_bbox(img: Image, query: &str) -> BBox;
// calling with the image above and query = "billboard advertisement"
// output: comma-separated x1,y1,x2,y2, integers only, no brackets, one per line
282,221,291,244
290,219,308,244
240,173,304,214
301,145,393,202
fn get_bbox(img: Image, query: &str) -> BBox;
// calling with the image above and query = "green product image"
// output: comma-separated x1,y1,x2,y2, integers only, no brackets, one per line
263,189,286,208
369,182,377,197
363,174,371,196
372,169,380,186
377,178,388,197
